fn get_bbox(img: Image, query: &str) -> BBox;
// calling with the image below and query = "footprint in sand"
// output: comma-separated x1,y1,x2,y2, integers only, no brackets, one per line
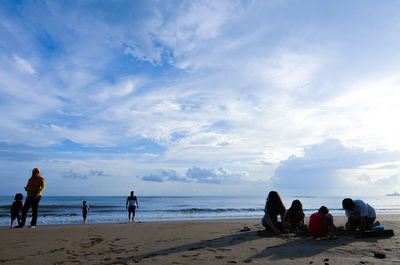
90,237,104,245
216,248,232,252
50,247,65,253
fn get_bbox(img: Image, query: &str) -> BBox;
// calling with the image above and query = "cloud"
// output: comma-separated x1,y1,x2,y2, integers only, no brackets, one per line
141,169,188,182
0,142,45,161
252,51,320,90
2,1,400,196
13,55,37,75
90,169,107,177
141,166,247,184
123,0,239,67
90,77,141,102
273,139,400,193
62,170,88,180
62,169,107,180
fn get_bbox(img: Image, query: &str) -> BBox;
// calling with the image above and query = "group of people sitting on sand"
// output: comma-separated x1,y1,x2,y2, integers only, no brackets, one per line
261,191,379,239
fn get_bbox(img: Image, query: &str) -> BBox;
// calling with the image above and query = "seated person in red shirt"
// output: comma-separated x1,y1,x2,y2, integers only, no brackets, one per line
285,199,306,232
308,206,337,239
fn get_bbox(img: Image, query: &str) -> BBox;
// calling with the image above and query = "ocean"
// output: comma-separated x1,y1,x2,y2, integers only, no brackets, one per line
1,195,399,226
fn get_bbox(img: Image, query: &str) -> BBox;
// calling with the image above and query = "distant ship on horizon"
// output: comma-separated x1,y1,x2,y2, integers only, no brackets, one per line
386,191,400,196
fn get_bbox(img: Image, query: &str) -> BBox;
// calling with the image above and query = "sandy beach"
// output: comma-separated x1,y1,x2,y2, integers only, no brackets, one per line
0,215,399,265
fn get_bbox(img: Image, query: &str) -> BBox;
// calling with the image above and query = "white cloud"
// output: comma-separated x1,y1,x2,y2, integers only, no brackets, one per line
2,0,400,195
123,0,239,68
273,139,400,195
13,55,37,75
141,166,248,184
91,78,141,102
322,74,400,150
252,51,320,90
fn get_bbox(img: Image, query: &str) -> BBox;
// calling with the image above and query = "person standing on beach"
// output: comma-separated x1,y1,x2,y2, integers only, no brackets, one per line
342,198,378,232
19,168,45,228
10,193,24,228
126,191,139,223
82,201,89,224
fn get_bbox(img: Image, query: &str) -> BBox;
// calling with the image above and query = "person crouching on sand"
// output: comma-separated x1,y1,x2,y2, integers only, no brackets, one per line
308,206,337,239
19,168,45,228
342,198,379,233
261,191,289,235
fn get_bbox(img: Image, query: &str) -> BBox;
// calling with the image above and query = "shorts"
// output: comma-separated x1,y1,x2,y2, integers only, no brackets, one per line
83,211,87,218
128,205,136,213
350,216,376,229
322,216,332,228
11,213,20,221
261,215,283,231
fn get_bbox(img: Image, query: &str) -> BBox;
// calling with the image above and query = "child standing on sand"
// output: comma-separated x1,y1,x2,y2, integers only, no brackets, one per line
308,206,337,239
82,201,89,224
10,193,24,228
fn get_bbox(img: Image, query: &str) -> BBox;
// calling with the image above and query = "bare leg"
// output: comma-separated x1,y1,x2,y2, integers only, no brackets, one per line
326,214,337,238
10,219,14,228
265,216,280,235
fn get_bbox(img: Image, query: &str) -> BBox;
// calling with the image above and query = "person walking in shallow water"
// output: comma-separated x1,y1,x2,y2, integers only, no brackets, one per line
126,191,139,223
19,168,45,228
82,201,89,224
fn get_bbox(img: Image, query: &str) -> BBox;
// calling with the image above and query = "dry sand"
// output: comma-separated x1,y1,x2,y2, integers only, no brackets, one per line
1,215,399,264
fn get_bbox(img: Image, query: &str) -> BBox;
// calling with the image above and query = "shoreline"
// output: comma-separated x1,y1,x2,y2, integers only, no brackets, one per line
1,215,399,264
2,212,400,227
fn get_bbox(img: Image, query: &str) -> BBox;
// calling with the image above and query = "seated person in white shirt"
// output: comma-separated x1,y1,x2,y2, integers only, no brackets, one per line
342,198,379,232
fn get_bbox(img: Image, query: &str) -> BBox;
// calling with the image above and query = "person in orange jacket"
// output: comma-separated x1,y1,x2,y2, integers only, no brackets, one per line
19,168,45,228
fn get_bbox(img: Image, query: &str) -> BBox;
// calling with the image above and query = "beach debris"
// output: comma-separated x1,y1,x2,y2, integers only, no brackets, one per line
358,229,394,238
240,226,250,232
324,258,329,261
374,252,386,259
309,261,313,264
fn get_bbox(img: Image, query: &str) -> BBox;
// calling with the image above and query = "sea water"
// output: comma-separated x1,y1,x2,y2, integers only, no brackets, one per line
0,195,399,226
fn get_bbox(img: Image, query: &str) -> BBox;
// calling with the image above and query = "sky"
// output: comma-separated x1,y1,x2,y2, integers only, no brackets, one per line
1,0,400,196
